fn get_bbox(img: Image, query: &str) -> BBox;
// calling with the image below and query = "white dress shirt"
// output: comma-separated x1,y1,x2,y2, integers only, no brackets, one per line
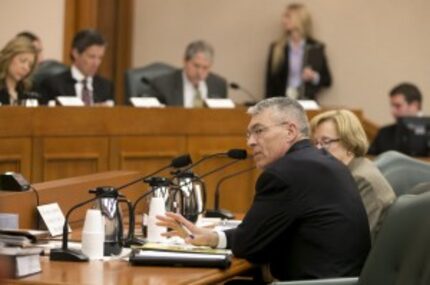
71,65,93,102
182,71,208,108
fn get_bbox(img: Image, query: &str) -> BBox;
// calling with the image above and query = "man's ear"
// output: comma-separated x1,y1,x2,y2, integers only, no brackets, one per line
410,101,421,113
285,122,299,142
71,48,79,61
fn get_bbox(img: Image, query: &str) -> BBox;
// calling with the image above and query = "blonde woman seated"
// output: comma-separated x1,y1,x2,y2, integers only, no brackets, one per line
0,37,37,105
310,110,396,241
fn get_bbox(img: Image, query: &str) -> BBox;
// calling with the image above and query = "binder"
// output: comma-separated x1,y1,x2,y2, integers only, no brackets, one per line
129,249,232,269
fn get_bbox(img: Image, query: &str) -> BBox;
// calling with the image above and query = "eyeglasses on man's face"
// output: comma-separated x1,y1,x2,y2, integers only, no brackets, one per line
313,138,340,149
246,122,288,140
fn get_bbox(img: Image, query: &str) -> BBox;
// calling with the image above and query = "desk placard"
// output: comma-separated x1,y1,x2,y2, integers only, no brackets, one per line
298,100,320,110
37,203,70,237
204,98,235,109
130,97,165,108
56,96,85,106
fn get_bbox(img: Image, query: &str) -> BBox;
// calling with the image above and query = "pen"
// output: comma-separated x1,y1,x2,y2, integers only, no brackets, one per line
177,221,194,239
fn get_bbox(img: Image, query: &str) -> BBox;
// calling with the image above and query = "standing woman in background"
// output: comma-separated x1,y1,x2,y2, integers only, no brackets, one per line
265,3,332,101
0,37,37,105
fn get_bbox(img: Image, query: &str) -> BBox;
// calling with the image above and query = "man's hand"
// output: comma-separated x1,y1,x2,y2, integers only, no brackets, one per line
156,212,219,247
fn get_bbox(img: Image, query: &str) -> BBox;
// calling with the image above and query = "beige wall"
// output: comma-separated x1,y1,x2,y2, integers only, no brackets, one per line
132,0,430,125
0,0,65,61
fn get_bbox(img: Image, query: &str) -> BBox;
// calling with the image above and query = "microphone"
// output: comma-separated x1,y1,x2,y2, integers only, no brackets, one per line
175,149,247,176
116,154,191,191
125,176,172,246
50,190,113,261
205,166,256,219
229,82,258,106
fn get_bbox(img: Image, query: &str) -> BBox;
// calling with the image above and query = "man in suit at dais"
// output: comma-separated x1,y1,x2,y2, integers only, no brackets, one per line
40,29,114,106
151,40,227,107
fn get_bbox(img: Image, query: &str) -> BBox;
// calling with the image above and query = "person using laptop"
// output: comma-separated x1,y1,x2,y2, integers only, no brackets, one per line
368,82,423,155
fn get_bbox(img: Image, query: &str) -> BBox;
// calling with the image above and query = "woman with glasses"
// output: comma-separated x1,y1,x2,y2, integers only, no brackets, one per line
310,110,396,241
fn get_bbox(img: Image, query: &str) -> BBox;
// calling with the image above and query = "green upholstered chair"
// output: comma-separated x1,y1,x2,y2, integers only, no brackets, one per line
373,150,430,196
124,62,175,104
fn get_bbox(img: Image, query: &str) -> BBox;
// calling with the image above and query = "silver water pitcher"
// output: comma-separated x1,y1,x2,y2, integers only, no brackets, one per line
170,171,206,223
90,187,132,256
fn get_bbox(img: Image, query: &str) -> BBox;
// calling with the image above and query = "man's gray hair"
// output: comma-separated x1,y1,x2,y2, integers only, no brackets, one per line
247,97,310,136
184,40,214,62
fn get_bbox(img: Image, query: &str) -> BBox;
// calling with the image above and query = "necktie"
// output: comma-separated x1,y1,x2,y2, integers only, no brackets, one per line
193,87,204,108
81,79,92,106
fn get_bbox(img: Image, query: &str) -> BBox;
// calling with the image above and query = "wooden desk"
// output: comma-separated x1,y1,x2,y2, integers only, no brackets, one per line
0,171,253,285
2,257,251,285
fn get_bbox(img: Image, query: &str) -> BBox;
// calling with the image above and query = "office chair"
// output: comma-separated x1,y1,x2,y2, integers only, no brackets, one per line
373,150,430,196
272,192,430,285
32,59,68,89
124,62,176,104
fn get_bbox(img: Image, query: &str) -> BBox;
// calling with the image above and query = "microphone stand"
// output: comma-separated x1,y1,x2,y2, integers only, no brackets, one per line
229,82,258,106
117,165,171,191
50,195,106,262
206,166,255,219
125,177,171,246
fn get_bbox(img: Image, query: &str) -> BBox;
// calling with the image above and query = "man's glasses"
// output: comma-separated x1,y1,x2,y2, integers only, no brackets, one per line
313,138,340,149
246,122,288,140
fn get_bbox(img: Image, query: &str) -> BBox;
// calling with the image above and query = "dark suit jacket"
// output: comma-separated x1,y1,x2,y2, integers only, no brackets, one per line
0,82,35,105
0,86,17,105
368,124,398,156
150,69,227,106
38,69,114,104
265,38,332,100
225,140,370,281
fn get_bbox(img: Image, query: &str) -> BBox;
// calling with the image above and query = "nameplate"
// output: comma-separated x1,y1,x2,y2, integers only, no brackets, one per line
298,100,320,110
204,98,235,109
130,97,165,108
56,96,85,107
37,203,70,237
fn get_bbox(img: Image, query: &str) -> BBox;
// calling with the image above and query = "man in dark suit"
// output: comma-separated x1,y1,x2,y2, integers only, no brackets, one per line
151,40,227,107
368,83,423,155
39,29,114,105
158,97,370,282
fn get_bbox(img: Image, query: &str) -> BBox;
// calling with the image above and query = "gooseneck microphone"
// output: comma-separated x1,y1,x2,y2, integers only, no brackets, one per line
229,82,258,106
175,149,247,176
116,154,191,246
125,177,171,246
205,166,256,219
50,191,113,262
116,154,192,191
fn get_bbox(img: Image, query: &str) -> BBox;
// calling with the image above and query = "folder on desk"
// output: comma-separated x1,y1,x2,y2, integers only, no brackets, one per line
129,249,232,269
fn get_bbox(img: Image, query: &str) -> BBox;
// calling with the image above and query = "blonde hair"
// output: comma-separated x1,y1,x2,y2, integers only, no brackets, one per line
310,110,369,157
0,37,37,90
271,3,313,74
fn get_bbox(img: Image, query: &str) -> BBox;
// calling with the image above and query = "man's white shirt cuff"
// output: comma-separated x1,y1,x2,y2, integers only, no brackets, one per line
214,230,227,249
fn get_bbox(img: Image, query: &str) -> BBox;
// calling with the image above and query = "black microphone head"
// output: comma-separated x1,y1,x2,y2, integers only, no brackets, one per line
227,149,247,160
229,82,240,89
141,77,151,84
171,154,192,168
